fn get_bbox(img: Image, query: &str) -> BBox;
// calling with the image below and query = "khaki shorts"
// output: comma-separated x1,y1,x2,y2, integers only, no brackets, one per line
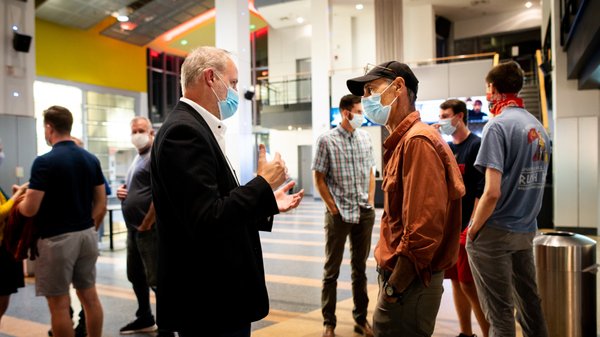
35,227,98,297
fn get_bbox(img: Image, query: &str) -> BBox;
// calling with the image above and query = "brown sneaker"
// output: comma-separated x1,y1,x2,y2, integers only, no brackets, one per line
322,325,335,337
354,321,374,337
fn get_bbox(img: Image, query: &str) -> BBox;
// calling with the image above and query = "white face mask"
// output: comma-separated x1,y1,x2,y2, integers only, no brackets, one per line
131,133,150,150
348,113,364,130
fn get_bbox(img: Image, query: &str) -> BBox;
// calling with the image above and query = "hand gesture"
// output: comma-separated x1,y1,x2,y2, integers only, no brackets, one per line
274,180,304,212
256,144,287,190
117,184,128,201
12,182,28,198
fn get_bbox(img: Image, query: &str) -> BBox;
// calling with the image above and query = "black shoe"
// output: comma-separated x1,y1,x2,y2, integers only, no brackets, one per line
156,330,176,337
75,323,87,337
119,317,157,334
457,334,476,337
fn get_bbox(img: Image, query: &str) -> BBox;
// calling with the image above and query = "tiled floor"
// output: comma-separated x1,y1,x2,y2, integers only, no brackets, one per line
0,198,598,336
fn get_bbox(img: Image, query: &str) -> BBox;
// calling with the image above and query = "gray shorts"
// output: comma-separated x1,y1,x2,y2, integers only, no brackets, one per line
35,227,98,297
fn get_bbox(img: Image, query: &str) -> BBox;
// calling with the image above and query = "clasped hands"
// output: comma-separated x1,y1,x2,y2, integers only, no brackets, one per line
256,144,304,212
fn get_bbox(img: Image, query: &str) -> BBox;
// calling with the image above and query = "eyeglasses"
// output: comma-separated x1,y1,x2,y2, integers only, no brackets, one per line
363,63,395,75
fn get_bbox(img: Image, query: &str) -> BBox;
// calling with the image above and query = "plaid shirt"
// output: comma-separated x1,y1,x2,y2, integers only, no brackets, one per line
312,125,375,224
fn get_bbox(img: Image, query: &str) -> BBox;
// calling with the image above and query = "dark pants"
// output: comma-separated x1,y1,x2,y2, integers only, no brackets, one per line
126,226,158,321
466,226,548,337
322,207,375,328
373,271,444,337
179,323,250,337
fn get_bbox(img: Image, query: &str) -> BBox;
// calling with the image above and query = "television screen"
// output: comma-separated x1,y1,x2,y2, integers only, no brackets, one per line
330,107,375,128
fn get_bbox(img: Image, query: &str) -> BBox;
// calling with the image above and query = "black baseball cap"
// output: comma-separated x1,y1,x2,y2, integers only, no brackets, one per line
347,61,419,97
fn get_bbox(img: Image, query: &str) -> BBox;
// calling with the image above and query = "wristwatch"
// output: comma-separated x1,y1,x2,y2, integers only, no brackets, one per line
384,281,395,297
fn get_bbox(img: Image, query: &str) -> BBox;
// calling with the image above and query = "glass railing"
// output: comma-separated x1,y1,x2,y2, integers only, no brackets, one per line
257,76,312,106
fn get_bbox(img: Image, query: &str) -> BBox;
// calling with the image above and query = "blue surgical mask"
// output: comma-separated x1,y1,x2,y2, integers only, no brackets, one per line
348,113,364,130
0,151,4,167
361,82,397,125
438,118,457,136
211,73,239,120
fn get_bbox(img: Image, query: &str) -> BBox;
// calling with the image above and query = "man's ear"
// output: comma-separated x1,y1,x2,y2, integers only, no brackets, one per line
393,77,406,92
203,68,215,86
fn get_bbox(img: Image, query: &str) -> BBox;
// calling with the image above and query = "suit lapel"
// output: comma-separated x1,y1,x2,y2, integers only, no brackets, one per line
177,101,240,188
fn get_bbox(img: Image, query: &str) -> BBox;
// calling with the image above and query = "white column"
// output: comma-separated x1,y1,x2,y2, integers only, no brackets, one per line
310,0,331,145
402,3,435,62
1,0,35,118
215,0,254,184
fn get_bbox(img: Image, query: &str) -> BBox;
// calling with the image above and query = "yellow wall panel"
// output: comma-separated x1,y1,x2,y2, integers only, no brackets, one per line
36,18,146,93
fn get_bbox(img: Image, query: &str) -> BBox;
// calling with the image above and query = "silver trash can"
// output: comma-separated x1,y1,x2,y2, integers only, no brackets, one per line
534,231,597,337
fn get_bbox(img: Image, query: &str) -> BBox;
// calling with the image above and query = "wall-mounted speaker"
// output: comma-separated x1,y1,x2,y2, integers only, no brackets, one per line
13,32,32,53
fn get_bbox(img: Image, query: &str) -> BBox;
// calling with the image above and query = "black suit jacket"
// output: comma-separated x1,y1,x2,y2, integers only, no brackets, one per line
151,101,279,332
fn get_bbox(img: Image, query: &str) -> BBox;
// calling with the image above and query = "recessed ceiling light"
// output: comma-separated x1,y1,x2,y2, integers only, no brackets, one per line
180,39,188,45
11,25,18,31
355,4,364,10
296,17,304,24
249,24,256,30
288,125,293,130
525,1,532,8
117,15,129,22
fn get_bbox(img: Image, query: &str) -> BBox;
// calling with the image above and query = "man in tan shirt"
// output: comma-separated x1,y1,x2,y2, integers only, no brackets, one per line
347,62,465,337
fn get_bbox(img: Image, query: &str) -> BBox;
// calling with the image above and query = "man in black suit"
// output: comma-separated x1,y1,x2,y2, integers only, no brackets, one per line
151,46,304,337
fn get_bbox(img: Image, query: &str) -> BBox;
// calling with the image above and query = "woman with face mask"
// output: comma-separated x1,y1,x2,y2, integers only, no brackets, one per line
0,148,28,326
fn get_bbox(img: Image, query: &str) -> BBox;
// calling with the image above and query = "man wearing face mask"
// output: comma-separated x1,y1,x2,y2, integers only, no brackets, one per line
347,62,465,337
117,116,173,336
151,46,304,337
437,99,488,337
312,94,376,337
466,61,550,337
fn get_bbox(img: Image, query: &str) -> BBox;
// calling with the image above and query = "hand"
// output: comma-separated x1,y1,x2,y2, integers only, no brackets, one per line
256,144,287,190
274,181,304,213
117,184,128,201
12,182,28,198
467,226,478,241
328,206,339,215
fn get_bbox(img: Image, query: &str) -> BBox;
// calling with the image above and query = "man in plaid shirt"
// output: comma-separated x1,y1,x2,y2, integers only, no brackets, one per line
313,94,376,337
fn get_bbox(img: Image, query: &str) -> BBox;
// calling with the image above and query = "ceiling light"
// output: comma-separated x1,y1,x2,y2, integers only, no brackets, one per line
525,1,532,8
288,125,293,130
180,39,188,45
296,17,304,24
12,25,18,31
120,22,137,31
355,4,364,10
113,8,130,22
249,24,256,30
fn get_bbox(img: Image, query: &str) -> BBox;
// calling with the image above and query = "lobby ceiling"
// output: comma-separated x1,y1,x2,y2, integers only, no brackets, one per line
35,0,541,55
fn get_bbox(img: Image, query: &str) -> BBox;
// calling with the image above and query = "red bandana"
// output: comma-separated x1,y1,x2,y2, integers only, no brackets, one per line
486,93,524,116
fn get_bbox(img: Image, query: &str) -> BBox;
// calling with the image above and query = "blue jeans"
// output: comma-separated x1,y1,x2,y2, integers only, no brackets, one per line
126,225,158,320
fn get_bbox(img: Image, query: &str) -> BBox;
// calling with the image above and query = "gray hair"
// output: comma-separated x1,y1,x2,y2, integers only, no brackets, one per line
180,46,232,95
130,116,152,128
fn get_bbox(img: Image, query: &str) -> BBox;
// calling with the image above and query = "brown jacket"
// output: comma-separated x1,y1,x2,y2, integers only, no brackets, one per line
375,111,465,286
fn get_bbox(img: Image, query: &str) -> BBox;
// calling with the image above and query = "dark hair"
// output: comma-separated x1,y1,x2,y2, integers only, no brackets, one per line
440,99,467,124
485,61,524,94
339,94,362,112
474,100,482,106
43,105,73,134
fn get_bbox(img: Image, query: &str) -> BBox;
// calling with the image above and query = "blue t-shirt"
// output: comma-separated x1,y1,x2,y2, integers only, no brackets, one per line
29,140,105,238
475,107,551,233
